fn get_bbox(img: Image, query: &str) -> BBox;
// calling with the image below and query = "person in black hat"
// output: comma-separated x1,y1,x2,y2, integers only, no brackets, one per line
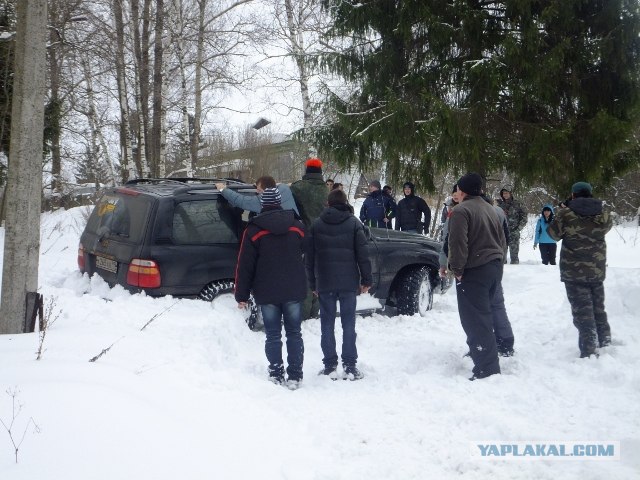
395,181,431,234
360,180,395,228
235,187,307,389
448,173,507,380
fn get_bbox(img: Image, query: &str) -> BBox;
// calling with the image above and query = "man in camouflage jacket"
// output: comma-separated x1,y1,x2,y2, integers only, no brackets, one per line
290,158,328,319
496,186,528,264
547,182,613,358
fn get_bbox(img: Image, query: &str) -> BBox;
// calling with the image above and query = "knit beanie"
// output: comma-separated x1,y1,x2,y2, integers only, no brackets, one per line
571,181,593,195
259,187,282,208
305,158,323,174
457,173,483,196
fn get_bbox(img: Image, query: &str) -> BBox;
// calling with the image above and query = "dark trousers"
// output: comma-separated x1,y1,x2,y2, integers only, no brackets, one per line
539,243,557,265
564,282,611,357
491,282,514,354
318,291,358,367
260,301,304,380
456,259,503,377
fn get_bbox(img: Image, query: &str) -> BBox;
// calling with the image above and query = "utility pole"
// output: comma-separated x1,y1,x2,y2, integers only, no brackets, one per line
0,0,48,334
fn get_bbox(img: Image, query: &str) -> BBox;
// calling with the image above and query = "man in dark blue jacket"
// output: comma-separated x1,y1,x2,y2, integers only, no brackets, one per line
235,187,307,388
360,180,395,228
306,189,372,380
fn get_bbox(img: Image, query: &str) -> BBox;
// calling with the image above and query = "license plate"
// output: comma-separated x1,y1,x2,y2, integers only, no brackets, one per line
95,255,118,273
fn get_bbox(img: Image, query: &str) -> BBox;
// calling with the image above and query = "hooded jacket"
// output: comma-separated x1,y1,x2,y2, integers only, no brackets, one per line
547,197,612,283
534,204,557,245
235,208,307,304
394,182,431,233
360,189,395,228
290,172,328,228
306,204,372,293
496,187,528,232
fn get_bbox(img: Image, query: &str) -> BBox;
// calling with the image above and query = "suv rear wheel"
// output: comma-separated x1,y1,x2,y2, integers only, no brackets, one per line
396,267,434,316
199,280,261,330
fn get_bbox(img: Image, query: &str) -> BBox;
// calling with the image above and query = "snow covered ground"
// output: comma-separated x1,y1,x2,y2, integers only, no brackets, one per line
1,206,639,479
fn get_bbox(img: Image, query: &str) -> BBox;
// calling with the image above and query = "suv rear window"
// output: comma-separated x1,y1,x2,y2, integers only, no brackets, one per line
172,199,238,244
86,194,150,243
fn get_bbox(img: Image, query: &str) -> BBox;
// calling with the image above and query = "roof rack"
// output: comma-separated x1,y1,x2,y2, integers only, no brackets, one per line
125,177,249,186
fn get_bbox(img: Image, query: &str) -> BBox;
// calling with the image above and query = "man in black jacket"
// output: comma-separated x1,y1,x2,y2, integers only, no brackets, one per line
235,187,307,388
306,189,372,380
448,173,507,380
395,181,431,234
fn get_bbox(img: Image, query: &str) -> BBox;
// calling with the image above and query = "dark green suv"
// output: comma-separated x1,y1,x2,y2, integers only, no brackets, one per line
78,178,262,325
79,177,449,329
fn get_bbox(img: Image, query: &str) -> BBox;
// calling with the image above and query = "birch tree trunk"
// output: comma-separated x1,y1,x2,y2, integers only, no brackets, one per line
113,0,135,181
82,58,116,186
284,0,313,157
190,0,206,173
172,0,195,177
131,0,150,177
151,0,164,177
0,0,47,334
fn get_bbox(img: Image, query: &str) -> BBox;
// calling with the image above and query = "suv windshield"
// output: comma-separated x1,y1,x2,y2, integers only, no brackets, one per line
87,194,150,243
172,199,239,244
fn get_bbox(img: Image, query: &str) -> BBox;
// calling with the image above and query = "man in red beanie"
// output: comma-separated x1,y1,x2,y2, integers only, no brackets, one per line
291,158,327,228
291,158,327,319
448,172,507,380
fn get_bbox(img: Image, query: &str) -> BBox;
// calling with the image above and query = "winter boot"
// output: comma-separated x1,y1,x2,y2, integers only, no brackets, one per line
285,378,302,390
318,365,339,380
268,364,285,385
599,336,612,348
343,365,364,381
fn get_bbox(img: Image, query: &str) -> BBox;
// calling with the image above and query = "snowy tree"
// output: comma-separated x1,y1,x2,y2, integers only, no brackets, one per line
0,0,47,334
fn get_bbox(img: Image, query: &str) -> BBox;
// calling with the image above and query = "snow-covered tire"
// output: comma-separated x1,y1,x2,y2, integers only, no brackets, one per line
198,280,262,331
396,267,434,316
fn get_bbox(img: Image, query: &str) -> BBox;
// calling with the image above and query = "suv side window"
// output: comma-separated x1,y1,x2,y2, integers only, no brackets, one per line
172,199,238,244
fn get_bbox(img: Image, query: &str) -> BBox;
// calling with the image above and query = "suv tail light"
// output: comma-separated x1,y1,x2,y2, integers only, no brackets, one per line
78,243,86,272
127,259,161,288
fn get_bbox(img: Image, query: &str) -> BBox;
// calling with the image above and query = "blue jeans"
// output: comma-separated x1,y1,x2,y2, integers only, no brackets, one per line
318,291,358,368
260,302,304,380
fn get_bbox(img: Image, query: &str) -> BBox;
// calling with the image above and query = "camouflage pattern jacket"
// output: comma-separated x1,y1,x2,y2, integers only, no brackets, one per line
290,172,328,228
496,197,528,233
546,198,612,283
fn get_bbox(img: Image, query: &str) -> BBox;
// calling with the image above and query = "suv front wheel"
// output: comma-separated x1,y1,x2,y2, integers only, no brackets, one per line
199,280,261,330
396,266,434,316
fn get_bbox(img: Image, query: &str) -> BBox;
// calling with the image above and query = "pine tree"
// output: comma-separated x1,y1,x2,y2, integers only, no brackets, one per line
314,0,640,192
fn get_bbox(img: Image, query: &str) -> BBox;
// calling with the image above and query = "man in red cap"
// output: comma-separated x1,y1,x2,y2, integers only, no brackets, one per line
291,158,327,228
291,158,328,318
